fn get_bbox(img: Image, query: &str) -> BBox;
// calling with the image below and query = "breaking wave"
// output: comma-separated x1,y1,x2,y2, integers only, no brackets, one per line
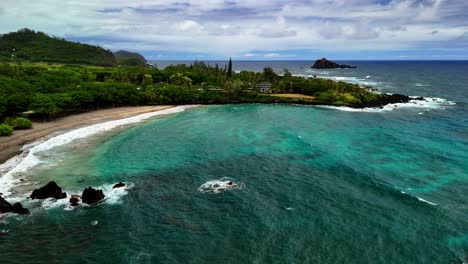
0,105,199,197
317,96,456,113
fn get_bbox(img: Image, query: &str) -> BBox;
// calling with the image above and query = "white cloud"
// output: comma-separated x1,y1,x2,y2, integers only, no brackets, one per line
264,53,281,58
0,0,467,58
173,20,204,33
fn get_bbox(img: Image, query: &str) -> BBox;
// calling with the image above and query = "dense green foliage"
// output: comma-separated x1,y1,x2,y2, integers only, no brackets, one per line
0,123,13,136
5,117,32,129
0,60,386,120
0,29,117,66
114,50,147,66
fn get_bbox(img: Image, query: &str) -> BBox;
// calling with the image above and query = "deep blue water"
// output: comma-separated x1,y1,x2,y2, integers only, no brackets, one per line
1,61,467,263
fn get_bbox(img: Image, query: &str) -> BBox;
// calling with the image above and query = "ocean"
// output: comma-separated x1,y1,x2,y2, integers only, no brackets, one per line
1,61,467,263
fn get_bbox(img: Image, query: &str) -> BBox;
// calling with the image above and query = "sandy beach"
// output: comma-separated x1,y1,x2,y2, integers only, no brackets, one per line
0,105,174,164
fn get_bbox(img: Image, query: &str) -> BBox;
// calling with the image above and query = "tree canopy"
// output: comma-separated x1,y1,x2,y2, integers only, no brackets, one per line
0,29,117,66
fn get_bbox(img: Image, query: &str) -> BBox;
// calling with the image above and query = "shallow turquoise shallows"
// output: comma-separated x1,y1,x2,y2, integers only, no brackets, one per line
2,61,468,263
1,102,467,264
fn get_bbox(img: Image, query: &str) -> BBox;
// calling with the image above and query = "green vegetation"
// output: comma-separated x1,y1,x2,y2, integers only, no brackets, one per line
114,50,147,66
0,123,13,136
5,117,32,129
0,29,116,66
227,58,232,78
0,59,388,123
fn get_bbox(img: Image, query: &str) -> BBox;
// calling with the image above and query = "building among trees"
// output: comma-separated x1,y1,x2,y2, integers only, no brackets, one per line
258,82,272,93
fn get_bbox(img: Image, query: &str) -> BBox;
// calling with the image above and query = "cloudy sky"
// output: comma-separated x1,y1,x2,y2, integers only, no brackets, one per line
0,0,467,60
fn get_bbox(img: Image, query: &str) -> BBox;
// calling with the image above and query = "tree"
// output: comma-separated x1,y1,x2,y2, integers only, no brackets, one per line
7,93,31,113
169,73,192,87
0,96,6,118
141,74,153,86
262,67,278,83
227,58,232,78
30,93,59,116
283,68,292,79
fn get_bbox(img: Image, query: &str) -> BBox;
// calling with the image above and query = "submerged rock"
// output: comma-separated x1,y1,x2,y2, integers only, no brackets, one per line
81,187,105,205
0,196,30,215
312,58,356,69
113,182,125,189
69,195,81,207
30,181,67,200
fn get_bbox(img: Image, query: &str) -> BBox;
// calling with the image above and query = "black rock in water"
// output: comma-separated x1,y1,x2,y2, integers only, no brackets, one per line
113,182,125,189
0,196,13,213
30,181,67,200
312,58,356,69
69,195,81,207
0,196,30,215
12,202,30,215
81,187,105,205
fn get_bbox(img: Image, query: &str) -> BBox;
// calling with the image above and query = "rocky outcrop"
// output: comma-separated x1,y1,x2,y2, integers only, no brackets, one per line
312,58,356,69
113,182,125,189
69,195,81,207
352,93,416,108
0,196,30,215
12,202,30,215
30,181,67,200
81,187,105,205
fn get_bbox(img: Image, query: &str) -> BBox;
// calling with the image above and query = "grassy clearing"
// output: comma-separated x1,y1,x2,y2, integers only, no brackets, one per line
271,94,316,100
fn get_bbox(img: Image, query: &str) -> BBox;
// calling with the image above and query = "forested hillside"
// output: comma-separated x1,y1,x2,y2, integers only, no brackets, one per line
114,50,147,66
0,29,117,66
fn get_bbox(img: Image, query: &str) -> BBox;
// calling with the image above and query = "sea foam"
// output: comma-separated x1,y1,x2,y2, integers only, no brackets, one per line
29,182,135,211
317,96,455,113
198,177,244,193
0,105,199,197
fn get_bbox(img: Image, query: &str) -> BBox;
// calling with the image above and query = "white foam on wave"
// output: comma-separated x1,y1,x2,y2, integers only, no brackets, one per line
414,83,431,87
198,177,244,194
32,182,135,211
100,182,134,205
398,189,437,206
416,197,438,206
0,105,199,197
318,96,456,113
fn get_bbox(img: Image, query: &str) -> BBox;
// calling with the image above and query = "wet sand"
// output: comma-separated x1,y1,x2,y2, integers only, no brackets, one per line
0,106,174,164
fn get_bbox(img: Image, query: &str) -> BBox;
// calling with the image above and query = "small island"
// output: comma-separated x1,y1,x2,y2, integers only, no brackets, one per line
312,58,357,69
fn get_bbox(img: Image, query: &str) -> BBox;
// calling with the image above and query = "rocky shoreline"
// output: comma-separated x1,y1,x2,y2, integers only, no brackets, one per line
0,181,127,216
351,94,424,108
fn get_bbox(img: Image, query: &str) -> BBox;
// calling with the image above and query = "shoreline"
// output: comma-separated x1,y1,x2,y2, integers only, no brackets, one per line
0,97,452,164
0,95,455,164
0,106,175,164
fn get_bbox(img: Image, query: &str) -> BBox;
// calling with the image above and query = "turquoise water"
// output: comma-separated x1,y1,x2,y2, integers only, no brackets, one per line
1,103,468,263
1,61,468,263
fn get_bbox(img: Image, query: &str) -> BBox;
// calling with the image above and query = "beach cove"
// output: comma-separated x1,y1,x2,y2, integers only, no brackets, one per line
0,61,467,263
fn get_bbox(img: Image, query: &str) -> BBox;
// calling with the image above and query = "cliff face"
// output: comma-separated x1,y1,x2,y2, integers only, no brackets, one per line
312,58,356,69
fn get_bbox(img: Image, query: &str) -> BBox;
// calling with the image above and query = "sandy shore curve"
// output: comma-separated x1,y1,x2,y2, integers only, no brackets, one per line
0,106,174,164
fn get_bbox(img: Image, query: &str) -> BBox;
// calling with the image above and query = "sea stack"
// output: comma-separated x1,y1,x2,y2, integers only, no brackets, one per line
30,181,67,200
312,58,357,69
81,187,105,205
